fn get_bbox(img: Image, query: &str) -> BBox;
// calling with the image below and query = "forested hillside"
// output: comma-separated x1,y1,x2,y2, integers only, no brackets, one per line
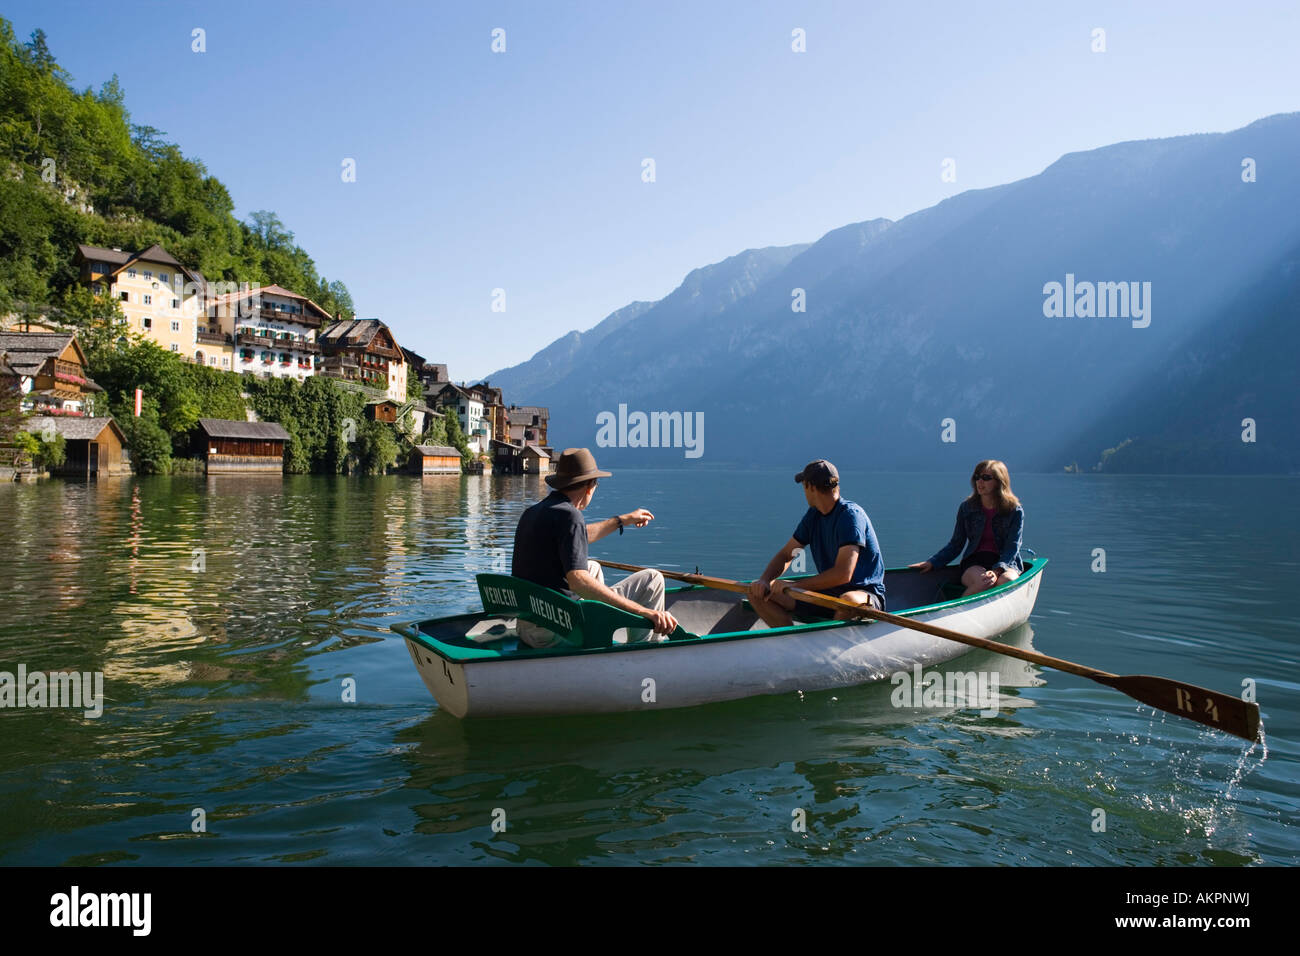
0,19,352,320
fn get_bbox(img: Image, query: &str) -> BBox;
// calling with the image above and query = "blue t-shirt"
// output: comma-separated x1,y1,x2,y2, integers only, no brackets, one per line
793,498,886,602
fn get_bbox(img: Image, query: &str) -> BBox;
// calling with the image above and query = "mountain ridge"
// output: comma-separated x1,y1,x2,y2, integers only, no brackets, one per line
486,113,1300,473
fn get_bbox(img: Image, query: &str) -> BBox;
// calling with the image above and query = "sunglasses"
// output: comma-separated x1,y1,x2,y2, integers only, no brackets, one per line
974,474,995,482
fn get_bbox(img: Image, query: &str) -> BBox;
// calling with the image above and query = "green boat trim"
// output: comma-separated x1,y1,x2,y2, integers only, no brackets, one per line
392,558,1048,665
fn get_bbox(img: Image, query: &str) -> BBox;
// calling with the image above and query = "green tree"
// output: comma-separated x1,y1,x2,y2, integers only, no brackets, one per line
244,373,366,474
356,418,400,475
422,410,449,447
10,425,61,469
117,403,171,473
90,338,201,449
0,364,23,455
22,29,60,77
443,409,471,462
0,17,354,331
55,284,129,358
182,362,247,421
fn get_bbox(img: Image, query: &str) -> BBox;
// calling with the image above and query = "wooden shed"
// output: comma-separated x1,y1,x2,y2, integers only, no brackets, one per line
197,418,289,473
412,444,461,475
365,398,401,423
22,416,131,477
522,443,551,474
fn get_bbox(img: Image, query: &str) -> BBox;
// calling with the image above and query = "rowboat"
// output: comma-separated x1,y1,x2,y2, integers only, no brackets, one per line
391,557,1047,718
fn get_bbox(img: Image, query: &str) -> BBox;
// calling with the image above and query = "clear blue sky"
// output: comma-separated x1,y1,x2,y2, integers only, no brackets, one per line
9,1,1298,382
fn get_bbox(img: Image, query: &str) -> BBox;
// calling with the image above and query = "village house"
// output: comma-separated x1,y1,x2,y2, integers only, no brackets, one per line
318,318,408,403
195,419,289,473
506,405,549,446
399,346,449,398
489,437,524,474
430,383,491,455
409,401,441,437
207,284,330,380
419,362,449,393
75,243,209,362
0,332,104,417
466,382,507,444
20,415,131,477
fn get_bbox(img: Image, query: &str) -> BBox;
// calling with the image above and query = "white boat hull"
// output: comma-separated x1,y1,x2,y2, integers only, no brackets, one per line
404,570,1042,718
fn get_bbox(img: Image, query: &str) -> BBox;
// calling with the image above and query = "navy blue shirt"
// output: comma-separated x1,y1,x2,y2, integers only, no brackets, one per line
793,498,886,602
513,491,588,598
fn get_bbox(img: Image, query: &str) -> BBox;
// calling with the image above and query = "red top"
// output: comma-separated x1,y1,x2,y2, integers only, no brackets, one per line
977,506,997,553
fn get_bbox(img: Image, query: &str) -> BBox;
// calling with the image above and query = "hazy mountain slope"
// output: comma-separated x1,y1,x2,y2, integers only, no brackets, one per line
487,300,654,397
1049,240,1300,473
486,242,811,402
489,113,1300,472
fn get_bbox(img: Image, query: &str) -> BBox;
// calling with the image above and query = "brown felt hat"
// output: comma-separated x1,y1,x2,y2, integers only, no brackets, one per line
546,447,612,490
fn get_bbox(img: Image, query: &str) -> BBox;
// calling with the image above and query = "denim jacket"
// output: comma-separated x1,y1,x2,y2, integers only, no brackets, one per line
927,500,1024,572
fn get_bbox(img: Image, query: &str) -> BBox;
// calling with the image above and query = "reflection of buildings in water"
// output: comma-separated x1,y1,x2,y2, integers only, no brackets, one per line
462,474,487,559
41,482,90,609
128,482,142,595
382,479,412,579
107,597,203,687
101,475,274,687
202,470,311,587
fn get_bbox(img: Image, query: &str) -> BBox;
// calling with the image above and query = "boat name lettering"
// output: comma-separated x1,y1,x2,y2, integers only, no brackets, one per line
528,596,572,632
483,585,518,608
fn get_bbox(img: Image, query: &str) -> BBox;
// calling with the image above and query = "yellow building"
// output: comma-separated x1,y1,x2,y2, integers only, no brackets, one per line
76,243,212,365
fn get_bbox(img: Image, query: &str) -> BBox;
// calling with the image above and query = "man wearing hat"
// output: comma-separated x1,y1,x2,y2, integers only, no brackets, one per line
512,447,679,648
747,459,886,627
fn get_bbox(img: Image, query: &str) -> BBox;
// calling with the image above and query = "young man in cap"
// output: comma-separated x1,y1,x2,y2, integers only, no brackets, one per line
747,459,886,627
512,447,679,648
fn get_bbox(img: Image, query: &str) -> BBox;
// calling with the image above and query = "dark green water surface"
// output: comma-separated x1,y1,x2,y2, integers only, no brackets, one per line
0,470,1295,865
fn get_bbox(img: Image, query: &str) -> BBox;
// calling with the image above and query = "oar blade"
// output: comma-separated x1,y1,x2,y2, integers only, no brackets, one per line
1097,674,1260,742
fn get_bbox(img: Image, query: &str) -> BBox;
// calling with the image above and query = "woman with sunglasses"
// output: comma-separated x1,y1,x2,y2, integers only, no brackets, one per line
909,460,1024,596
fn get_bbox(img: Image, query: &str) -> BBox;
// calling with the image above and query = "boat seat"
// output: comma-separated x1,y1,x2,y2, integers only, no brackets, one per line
475,573,691,648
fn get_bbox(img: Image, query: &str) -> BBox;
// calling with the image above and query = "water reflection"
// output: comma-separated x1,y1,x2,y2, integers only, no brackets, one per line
0,472,1293,866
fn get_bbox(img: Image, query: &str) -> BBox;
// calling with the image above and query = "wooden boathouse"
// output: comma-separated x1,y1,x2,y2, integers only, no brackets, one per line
21,416,131,477
522,443,550,474
412,444,461,475
197,418,289,473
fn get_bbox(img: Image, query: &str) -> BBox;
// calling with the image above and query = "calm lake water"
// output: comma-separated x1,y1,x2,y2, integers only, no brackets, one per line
0,469,1296,866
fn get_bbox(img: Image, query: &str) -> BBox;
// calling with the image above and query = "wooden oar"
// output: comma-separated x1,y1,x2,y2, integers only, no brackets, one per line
601,560,1261,742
